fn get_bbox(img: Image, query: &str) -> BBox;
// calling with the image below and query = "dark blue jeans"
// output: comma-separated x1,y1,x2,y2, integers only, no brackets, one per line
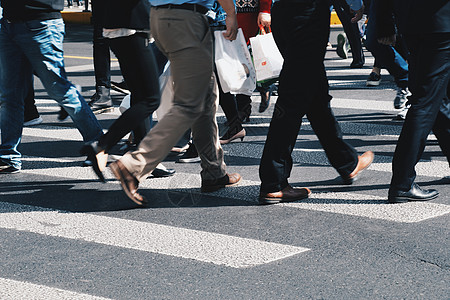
259,0,358,193
0,18,103,169
365,0,408,89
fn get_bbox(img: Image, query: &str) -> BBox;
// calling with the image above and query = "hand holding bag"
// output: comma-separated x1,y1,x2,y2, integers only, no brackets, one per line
249,26,284,82
214,28,256,96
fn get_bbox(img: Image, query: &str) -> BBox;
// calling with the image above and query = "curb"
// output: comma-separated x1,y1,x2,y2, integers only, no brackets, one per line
62,11,343,25
61,11,91,24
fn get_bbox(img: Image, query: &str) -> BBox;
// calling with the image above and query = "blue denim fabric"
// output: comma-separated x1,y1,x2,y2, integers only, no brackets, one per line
365,1,409,89
0,18,103,169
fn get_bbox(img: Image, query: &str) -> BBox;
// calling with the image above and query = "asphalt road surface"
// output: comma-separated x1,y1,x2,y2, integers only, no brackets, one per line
0,24,449,299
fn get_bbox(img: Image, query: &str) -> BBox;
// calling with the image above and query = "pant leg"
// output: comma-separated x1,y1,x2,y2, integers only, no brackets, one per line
16,19,103,142
0,19,32,168
260,0,339,192
332,0,365,64
365,1,408,88
98,33,161,152
92,22,111,88
390,33,450,191
120,8,226,181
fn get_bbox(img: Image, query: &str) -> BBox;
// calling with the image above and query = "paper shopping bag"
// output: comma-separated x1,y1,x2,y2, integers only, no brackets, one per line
214,28,256,96
250,28,284,82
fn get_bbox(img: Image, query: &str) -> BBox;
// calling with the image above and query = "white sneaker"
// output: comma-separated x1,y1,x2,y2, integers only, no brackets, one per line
336,33,349,59
24,116,43,127
394,87,411,109
395,106,409,120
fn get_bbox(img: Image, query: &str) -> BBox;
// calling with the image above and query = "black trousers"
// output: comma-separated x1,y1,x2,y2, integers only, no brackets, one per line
259,0,358,192
390,33,450,191
331,0,365,65
98,34,160,152
91,0,111,88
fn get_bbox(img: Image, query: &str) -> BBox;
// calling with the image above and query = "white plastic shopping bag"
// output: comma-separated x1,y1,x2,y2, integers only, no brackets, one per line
119,61,174,120
214,28,256,96
155,61,174,120
250,27,284,82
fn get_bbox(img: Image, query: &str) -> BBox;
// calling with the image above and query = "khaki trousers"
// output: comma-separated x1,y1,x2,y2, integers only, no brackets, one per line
120,7,226,182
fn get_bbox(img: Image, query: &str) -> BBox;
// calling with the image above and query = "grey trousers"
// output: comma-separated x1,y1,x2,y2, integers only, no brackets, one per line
120,7,226,182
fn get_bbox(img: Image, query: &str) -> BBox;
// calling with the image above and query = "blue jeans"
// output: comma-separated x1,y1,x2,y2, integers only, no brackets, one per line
0,18,103,169
365,1,409,89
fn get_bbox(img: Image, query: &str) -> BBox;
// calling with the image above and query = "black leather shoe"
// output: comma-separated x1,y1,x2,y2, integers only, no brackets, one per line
388,183,439,203
151,167,176,178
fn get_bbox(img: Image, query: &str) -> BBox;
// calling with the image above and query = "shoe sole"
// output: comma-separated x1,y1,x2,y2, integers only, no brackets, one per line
0,168,20,174
366,81,381,86
388,193,439,203
110,162,147,206
177,158,201,163
92,107,115,115
201,177,242,193
336,35,348,59
110,84,130,95
259,190,311,205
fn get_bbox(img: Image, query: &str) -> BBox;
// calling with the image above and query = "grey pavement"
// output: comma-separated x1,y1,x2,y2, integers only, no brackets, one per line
0,24,449,299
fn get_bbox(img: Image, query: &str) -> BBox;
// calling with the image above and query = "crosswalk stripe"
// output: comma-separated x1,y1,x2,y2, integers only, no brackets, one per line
0,202,309,268
0,277,111,300
16,166,450,223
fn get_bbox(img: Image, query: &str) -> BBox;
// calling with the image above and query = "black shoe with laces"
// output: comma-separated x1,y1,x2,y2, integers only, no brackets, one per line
366,72,381,86
176,143,200,163
0,160,20,174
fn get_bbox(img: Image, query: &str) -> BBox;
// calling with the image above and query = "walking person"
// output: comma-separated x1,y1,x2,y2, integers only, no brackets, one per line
258,0,374,204
108,0,241,205
375,0,450,203
81,0,163,183
0,0,103,174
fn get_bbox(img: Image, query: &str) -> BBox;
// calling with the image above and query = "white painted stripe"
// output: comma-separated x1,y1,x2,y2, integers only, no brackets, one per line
281,192,450,223
0,277,111,300
65,62,120,72
0,203,308,268
369,161,449,179
331,97,395,111
19,167,450,223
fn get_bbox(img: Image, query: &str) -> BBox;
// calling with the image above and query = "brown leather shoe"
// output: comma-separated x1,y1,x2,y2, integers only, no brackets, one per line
259,185,311,205
201,173,242,193
110,160,147,206
341,151,374,184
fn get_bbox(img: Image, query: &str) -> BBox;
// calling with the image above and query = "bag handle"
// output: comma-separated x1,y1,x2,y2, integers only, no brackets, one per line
258,25,271,35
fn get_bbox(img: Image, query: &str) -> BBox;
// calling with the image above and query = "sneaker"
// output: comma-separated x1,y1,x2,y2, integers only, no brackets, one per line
176,142,200,163
0,160,20,174
23,116,43,127
394,106,409,120
336,33,349,59
394,87,410,109
366,72,381,86
111,80,130,95
89,86,114,114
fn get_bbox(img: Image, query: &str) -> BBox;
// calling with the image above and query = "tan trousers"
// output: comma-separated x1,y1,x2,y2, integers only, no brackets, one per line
120,7,226,182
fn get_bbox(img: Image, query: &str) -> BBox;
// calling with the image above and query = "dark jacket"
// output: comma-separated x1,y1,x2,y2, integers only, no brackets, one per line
1,0,63,22
376,0,450,38
102,0,150,30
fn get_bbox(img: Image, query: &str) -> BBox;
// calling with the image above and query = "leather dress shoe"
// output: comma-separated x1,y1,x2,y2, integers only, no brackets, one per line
110,160,147,206
341,151,374,184
151,166,176,178
259,185,311,205
388,183,439,203
201,173,241,193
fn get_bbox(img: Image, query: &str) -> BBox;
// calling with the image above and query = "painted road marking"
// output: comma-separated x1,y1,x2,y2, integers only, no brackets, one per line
13,166,450,223
0,202,309,268
0,277,111,300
